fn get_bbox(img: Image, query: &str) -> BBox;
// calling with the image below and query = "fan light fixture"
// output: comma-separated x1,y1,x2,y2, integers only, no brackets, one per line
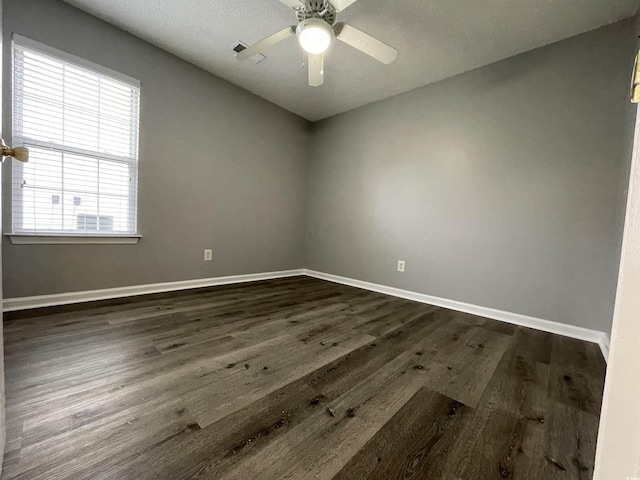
297,18,334,55
235,0,398,87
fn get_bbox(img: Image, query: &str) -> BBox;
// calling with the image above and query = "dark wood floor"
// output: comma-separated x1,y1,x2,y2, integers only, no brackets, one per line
1,276,606,480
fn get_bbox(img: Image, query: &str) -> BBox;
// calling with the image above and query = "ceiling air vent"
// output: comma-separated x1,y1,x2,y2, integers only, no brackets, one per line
231,41,266,64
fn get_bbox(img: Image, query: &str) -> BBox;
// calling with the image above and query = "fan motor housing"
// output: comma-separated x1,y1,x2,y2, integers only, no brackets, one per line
296,1,336,25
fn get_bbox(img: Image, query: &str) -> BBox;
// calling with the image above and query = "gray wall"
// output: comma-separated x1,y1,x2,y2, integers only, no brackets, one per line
306,19,636,334
2,0,311,298
612,15,640,303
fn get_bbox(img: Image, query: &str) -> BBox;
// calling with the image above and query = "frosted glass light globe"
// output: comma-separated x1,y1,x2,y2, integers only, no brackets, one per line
297,18,334,55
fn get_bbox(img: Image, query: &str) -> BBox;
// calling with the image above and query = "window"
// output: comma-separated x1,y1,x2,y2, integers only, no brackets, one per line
11,36,140,240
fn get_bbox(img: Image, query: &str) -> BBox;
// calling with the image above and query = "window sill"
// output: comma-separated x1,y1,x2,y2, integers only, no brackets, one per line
6,234,142,245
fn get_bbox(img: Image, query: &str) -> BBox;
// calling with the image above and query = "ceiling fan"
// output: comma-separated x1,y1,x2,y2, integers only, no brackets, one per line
235,0,398,87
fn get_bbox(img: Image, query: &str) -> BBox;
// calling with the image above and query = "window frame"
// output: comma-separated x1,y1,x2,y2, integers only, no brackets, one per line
8,34,142,244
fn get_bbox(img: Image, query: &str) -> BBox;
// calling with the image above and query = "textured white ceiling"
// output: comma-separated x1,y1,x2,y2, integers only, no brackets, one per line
62,0,638,121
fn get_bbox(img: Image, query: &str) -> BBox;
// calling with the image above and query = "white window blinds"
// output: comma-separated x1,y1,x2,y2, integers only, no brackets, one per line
12,36,140,235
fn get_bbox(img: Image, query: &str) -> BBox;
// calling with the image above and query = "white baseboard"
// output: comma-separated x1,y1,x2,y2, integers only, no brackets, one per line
304,269,611,363
2,269,305,312
2,267,610,363
598,334,611,363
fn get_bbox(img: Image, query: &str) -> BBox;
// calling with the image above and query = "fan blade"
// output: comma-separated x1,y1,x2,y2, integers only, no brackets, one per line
334,23,397,64
308,54,324,87
278,0,304,8
236,27,295,61
330,0,359,11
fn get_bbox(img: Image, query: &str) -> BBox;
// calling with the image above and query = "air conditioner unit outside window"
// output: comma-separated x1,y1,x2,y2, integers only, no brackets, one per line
77,214,114,232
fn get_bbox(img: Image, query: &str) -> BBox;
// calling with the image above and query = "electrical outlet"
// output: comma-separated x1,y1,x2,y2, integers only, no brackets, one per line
204,249,213,262
397,260,405,273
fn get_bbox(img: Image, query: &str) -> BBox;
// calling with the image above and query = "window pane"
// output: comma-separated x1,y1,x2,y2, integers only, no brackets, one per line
99,160,131,196
17,187,64,232
64,153,98,194
98,194,132,232
19,147,63,191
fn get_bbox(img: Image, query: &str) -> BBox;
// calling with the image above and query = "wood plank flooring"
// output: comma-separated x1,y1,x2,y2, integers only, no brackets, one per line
1,276,607,480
